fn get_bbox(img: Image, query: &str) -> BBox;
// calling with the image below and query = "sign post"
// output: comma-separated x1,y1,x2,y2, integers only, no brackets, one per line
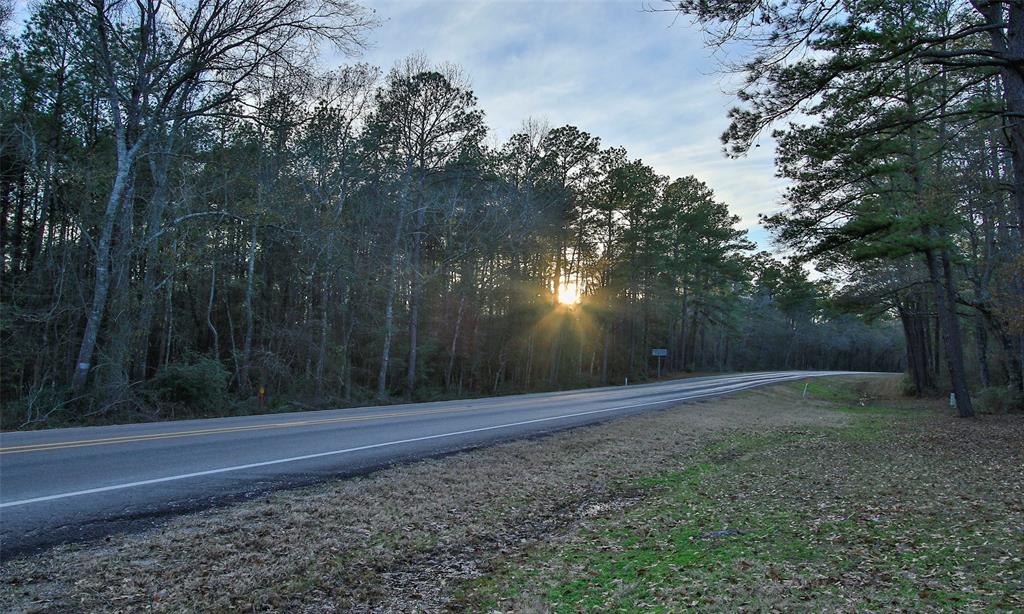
651,348,668,379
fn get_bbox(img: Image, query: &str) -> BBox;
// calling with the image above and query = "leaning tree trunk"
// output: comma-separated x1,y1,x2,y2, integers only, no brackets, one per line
207,264,219,360
71,150,134,393
100,176,139,401
240,224,257,396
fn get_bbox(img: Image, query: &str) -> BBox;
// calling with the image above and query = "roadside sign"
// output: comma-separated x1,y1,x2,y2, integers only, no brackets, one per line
651,348,667,378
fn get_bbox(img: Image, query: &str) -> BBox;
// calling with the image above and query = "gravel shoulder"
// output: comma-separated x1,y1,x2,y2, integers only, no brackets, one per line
2,376,1019,612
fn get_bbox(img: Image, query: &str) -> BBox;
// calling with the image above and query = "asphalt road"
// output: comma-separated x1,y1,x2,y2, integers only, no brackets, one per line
0,371,868,557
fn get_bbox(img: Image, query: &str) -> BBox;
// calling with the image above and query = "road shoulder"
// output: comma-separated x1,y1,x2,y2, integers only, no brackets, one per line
3,377,1019,612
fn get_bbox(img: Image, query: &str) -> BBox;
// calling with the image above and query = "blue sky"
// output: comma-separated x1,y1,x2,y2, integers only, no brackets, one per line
8,0,783,247
347,0,783,248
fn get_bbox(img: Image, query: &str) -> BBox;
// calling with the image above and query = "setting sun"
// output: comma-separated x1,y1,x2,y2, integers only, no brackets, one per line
556,281,582,305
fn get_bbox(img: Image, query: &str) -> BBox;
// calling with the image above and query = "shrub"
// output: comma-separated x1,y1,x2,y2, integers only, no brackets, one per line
1,383,74,429
975,386,1024,414
146,357,230,416
899,373,919,397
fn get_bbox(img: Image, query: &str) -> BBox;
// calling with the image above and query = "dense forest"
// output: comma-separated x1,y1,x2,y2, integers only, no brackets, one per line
669,0,1024,417
5,0,1002,428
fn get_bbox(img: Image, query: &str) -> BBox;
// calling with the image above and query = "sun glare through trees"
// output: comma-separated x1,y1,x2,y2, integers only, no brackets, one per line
556,281,582,306
0,0,1018,427
1,0,1023,611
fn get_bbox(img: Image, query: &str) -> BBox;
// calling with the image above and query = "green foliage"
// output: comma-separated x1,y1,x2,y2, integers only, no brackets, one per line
468,388,1024,611
975,387,1024,415
0,2,907,427
145,358,230,417
680,0,1023,405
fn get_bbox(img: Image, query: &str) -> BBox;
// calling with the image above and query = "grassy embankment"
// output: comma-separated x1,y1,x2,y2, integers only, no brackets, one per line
2,376,1021,612
463,379,1024,612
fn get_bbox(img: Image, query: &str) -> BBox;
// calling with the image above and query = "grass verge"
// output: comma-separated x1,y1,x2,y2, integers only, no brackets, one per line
1,377,1021,612
461,379,1024,612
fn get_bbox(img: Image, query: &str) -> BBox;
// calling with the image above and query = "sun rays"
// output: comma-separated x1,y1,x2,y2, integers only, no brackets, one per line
556,281,582,306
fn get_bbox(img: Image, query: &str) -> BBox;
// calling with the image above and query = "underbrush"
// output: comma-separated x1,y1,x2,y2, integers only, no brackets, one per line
1,369,726,431
145,357,231,418
975,386,1024,414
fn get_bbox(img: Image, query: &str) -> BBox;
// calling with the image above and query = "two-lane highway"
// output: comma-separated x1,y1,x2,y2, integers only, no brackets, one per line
0,371,868,556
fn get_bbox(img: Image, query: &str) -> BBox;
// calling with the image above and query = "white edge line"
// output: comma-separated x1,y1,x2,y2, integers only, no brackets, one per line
0,373,831,509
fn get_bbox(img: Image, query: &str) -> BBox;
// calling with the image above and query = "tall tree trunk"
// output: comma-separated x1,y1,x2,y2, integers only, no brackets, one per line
686,305,699,372
101,177,138,400
982,307,1024,393
899,300,930,396
678,287,689,371
925,243,974,417
159,242,175,369
240,224,257,396
133,144,174,380
445,294,466,391
524,332,534,390
601,324,610,385
903,58,972,415
975,315,990,388
377,206,405,400
405,202,426,398
207,264,219,360
975,0,1024,235
315,276,329,398
71,151,134,392
548,319,563,386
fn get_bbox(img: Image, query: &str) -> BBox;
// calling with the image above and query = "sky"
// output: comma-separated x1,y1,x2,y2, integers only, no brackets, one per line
344,0,785,249
8,0,785,248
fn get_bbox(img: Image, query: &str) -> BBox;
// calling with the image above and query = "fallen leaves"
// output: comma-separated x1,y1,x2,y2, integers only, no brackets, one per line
2,378,1021,613
467,381,1024,612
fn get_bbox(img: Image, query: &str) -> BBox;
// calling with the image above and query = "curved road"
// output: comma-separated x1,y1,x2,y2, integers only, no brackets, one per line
0,371,867,556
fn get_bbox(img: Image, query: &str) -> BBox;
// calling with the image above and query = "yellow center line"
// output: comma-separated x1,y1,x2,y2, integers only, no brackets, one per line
0,405,485,455
0,379,732,456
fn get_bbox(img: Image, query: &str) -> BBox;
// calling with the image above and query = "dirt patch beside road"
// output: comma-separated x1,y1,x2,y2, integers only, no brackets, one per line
6,376,1013,613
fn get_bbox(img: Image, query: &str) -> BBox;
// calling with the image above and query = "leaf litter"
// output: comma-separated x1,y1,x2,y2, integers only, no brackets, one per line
2,377,1020,613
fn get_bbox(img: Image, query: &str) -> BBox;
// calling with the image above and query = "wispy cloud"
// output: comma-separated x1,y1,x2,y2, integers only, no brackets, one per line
344,0,786,249
8,0,787,249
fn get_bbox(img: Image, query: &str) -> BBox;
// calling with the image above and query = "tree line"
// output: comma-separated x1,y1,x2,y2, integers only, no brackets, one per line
669,0,1024,417
0,0,902,427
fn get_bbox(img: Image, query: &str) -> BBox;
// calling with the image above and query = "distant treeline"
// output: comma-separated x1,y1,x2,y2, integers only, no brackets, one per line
0,0,902,427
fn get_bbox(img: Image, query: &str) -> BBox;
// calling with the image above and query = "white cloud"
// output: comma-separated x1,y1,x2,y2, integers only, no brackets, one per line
341,0,787,249
11,0,788,250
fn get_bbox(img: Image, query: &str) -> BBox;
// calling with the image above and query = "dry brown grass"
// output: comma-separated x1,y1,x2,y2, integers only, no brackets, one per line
18,377,1016,613
0,381,851,613
465,381,1024,613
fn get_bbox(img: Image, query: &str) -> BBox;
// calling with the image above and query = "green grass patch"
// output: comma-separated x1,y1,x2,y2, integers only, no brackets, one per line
465,394,1024,612
791,378,862,404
